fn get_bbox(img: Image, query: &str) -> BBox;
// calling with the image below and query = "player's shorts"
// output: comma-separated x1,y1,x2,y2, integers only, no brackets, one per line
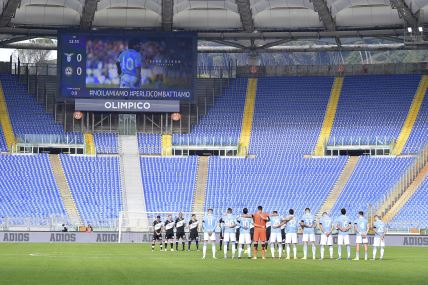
238,233,251,244
356,235,369,244
189,231,199,240
165,232,174,240
203,232,216,241
373,236,385,247
120,74,139,88
253,229,267,243
302,233,316,242
285,233,298,244
176,231,186,240
337,235,350,245
152,232,162,241
320,234,333,246
223,232,236,242
270,232,282,243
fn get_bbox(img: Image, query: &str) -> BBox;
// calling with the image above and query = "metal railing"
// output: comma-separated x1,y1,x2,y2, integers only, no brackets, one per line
375,140,428,216
237,62,428,77
16,133,83,145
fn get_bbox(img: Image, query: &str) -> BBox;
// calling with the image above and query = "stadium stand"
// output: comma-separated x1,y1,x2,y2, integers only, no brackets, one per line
205,76,348,215
390,177,428,228
140,156,198,213
0,74,83,144
173,78,247,146
60,155,122,227
0,154,66,220
138,133,161,154
403,91,428,154
0,129,6,152
329,74,420,144
331,156,414,216
94,133,119,154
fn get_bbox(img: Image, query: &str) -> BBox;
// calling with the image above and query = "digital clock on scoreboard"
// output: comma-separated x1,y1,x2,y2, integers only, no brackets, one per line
58,31,197,100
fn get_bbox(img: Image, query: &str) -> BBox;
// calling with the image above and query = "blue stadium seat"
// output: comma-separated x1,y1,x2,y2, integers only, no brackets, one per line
60,154,122,226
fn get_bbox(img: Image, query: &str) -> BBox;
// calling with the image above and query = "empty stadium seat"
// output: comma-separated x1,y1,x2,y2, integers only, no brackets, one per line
60,155,122,226
141,156,198,213
0,154,66,222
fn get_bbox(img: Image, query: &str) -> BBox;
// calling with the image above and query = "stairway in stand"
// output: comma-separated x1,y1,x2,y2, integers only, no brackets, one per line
119,135,148,231
49,154,82,225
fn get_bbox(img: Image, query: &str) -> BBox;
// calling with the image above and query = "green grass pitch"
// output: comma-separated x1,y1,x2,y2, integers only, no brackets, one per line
0,243,426,285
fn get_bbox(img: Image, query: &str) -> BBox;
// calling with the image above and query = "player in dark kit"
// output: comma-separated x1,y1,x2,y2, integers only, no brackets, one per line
164,214,175,251
219,217,225,250
188,214,199,251
152,215,163,251
175,212,186,251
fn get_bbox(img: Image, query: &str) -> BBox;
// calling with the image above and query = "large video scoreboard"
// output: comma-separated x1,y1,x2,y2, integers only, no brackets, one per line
58,31,197,101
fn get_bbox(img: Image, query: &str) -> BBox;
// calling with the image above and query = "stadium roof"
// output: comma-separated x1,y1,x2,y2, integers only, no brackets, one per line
0,0,427,51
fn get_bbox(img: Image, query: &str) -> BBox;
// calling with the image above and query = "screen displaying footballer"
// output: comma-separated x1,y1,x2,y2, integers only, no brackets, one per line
58,31,197,100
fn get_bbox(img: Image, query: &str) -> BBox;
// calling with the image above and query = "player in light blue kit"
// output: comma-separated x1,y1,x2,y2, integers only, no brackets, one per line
353,211,369,260
222,208,237,259
269,211,283,259
237,208,253,258
116,39,142,88
284,209,299,260
202,208,217,259
319,212,334,260
372,215,386,260
336,208,352,260
300,208,316,260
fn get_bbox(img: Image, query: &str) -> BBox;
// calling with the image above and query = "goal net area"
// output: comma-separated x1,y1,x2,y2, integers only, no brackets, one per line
118,211,205,243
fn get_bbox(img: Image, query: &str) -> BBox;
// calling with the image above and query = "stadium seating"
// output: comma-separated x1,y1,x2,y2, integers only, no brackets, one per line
60,155,122,226
173,78,247,146
0,74,82,142
331,156,414,217
94,133,118,154
0,154,66,220
205,76,346,215
390,177,428,228
138,133,161,154
140,156,198,213
206,156,348,215
0,128,6,152
330,74,420,144
403,90,428,154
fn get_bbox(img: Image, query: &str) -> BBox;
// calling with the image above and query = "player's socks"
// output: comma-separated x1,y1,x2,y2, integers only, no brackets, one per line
152,244,155,251
238,245,242,258
338,245,342,259
303,243,307,258
212,243,216,258
364,252,368,260
253,244,258,258
346,245,351,259
380,247,384,259
219,240,223,250
170,243,174,251
286,244,290,258
312,244,316,259
293,244,297,259
278,244,282,258
224,242,228,258
355,251,360,259
231,242,236,258
188,241,191,250
196,240,199,250
261,244,266,259
329,246,333,259
372,246,377,259
320,245,324,259
182,242,185,251
270,244,275,258
164,242,168,250
203,242,207,258
247,245,251,257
